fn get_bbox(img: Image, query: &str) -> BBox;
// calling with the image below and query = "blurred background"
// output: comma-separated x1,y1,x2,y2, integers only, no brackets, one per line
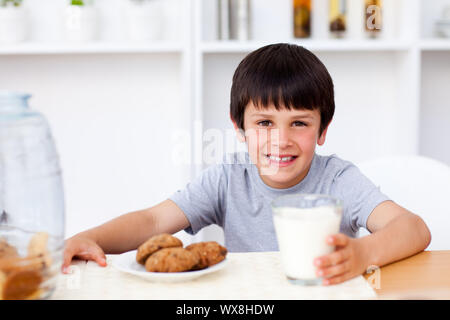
1,0,449,244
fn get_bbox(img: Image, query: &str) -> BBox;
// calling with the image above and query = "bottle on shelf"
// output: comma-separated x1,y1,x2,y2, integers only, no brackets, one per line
329,0,346,38
218,0,230,40
229,0,251,41
365,0,382,38
293,0,311,38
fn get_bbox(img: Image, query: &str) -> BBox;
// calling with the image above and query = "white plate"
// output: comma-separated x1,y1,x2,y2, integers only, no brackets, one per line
112,250,228,283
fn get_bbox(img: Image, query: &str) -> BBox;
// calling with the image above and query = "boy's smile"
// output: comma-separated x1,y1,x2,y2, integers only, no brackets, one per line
264,154,298,167
234,102,329,189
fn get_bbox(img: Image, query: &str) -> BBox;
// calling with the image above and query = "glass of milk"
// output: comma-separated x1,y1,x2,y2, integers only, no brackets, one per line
271,194,342,286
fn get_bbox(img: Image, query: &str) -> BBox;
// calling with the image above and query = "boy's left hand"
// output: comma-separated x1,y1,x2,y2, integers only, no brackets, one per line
314,233,369,286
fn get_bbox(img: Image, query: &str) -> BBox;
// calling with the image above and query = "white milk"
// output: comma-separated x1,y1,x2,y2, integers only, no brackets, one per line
273,206,341,281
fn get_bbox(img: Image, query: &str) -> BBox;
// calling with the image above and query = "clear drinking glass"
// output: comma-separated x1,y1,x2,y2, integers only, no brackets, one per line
0,92,65,299
272,194,342,286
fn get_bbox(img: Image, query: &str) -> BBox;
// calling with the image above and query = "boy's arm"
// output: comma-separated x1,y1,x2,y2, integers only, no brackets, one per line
71,199,189,254
362,200,432,267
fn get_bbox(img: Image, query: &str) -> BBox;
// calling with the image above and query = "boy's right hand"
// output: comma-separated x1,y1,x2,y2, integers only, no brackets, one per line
62,235,107,274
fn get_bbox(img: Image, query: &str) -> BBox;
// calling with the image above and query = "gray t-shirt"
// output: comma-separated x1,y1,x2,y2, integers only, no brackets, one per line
169,152,390,252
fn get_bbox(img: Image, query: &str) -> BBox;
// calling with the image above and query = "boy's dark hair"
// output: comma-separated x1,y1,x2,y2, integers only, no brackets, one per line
230,43,335,136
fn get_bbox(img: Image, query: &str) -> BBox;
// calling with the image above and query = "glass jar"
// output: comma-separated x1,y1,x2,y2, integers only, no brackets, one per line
0,92,65,300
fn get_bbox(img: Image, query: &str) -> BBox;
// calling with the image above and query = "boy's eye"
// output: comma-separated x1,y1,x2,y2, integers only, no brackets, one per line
257,120,272,127
292,121,307,127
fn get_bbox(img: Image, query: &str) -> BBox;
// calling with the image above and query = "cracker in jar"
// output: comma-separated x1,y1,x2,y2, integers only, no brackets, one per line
0,235,46,300
0,255,46,274
0,270,6,300
1,269,42,300
0,238,18,259
27,232,52,268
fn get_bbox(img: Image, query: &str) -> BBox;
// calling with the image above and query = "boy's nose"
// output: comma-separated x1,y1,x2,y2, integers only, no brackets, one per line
270,128,293,149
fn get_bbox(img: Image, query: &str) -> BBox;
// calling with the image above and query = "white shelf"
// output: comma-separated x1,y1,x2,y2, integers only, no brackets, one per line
0,42,184,55
200,39,412,53
5,39,449,55
420,39,450,51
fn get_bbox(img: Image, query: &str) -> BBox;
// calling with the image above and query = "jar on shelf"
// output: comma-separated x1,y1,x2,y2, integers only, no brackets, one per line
329,0,346,38
125,0,164,42
0,0,28,44
293,0,311,38
64,0,98,42
0,92,65,300
365,0,382,38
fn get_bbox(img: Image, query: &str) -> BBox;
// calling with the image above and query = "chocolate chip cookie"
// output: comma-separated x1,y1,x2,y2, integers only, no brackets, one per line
185,241,227,270
136,233,183,265
144,247,199,272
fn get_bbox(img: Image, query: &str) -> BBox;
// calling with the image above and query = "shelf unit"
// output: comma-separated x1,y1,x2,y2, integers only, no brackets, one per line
420,39,450,51
1,0,449,242
4,39,449,54
0,42,184,55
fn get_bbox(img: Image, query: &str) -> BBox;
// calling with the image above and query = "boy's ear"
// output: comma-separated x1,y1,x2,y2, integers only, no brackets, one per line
231,117,246,143
317,122,331,146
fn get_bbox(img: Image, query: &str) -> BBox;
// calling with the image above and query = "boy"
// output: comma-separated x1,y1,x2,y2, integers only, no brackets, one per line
63,43,431,285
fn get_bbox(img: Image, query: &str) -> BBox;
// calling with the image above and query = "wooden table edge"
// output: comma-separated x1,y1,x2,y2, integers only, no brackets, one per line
363,250,450,299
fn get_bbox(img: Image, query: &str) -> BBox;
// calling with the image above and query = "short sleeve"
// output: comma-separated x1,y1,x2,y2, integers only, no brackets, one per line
169,164,227,235
330,162,390,235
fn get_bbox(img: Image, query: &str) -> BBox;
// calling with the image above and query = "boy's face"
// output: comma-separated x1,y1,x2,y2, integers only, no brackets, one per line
234,101,329,189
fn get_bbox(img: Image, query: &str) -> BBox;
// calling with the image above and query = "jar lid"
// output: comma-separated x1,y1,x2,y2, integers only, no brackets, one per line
0,91,31,99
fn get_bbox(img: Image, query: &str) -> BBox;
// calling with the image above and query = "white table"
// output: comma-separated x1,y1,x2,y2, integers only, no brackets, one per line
51,251,376,300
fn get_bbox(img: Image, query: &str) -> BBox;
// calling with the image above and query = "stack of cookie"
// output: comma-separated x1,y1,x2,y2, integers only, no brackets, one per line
0,232,51,300
136,233,227,273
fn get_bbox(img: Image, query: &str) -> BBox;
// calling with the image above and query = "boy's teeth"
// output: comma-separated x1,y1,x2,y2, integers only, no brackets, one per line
268,155,294,162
